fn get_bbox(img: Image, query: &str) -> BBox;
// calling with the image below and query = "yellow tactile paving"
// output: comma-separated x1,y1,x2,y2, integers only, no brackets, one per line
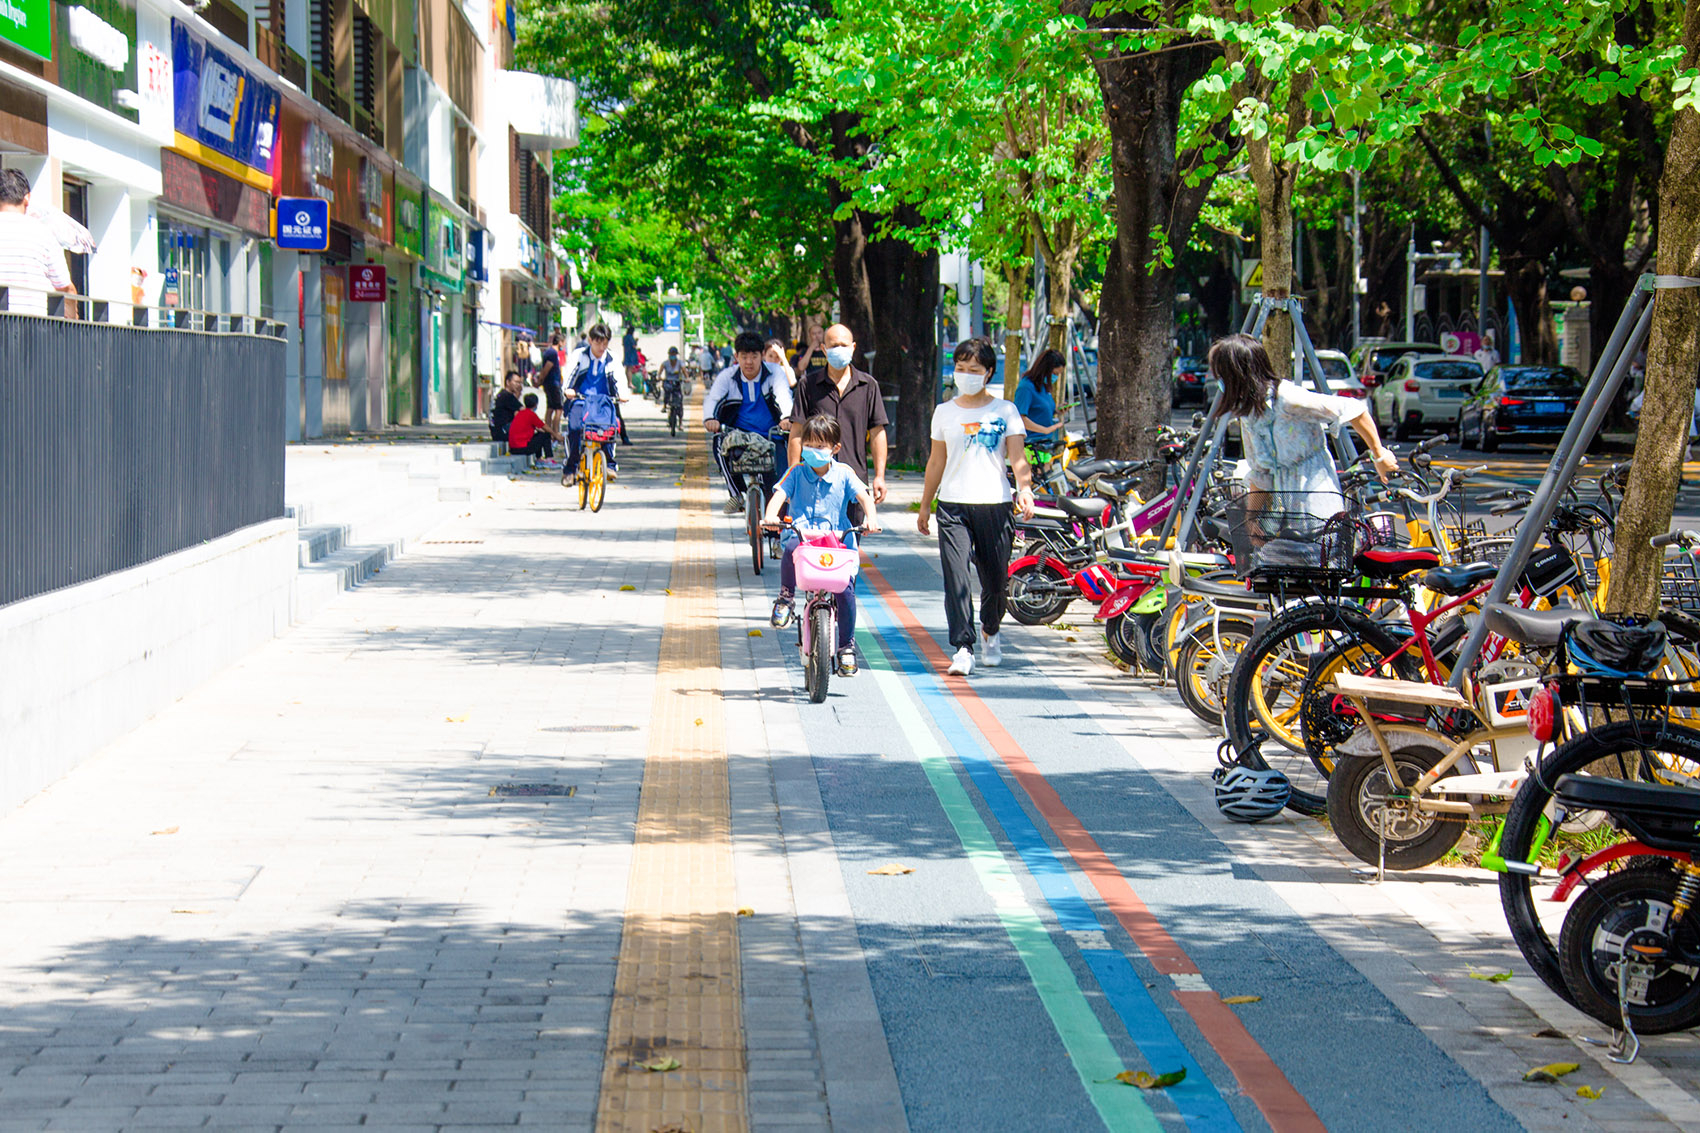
597,403,748,1133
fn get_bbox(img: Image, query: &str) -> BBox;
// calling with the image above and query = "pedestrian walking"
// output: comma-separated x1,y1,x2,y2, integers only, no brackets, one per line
538,332,565,439
787,322,888,503
917,337,1035,677
0,170,76,317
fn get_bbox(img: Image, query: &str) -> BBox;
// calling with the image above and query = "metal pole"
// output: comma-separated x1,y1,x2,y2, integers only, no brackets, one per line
1173,416,1231,552
1477,227,1491,340
1405,226,1417,342
1291,299,1358,463
1447,284,1656,684
1351,170,1362,350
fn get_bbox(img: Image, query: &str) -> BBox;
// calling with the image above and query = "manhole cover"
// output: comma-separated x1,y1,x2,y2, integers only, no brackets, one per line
543,724,637,733
489,783,577,797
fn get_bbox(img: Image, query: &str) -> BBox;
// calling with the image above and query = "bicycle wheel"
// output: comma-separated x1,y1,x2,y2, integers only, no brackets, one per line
1298,629,1433,780
746,485,764,574
577,447,591,510
807,605,833,703
1174,615,1255,726
1558,860,1700,1033
1008,562,1072,625
1325,729,1464,869
1225,601,1396,815
589,449,607,513
1499,720,1700,1008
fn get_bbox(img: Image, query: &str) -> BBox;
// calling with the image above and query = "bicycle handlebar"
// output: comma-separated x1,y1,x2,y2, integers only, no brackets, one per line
1652,530,1700,549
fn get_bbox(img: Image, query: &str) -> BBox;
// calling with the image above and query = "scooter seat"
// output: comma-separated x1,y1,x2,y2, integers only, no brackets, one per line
1553,774,1700,853
1353,546,1441,579
1070,458,1141,478
1472,602,1588,647
1043,495,1105,520
1091,476,1143,498
1422,562,1497,596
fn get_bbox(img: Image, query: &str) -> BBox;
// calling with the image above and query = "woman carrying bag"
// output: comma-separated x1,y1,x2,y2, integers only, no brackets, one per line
918,338,1037,676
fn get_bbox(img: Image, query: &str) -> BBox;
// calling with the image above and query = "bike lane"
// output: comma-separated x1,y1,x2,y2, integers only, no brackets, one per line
746,523,1526,1131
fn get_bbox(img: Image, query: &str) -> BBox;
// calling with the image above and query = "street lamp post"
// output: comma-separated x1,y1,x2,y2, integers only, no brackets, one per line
1406,230,1462,343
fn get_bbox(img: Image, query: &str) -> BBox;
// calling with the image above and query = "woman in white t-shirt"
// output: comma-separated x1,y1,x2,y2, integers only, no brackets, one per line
918,338,1037,676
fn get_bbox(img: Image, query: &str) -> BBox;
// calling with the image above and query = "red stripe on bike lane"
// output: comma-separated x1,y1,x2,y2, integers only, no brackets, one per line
863,563,1325,1133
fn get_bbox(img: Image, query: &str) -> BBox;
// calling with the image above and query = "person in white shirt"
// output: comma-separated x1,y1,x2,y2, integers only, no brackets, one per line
0,170,75,317
917,337,1036,676
703,330,795,514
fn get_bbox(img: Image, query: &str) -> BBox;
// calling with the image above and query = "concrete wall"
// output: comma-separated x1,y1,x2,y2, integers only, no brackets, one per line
0,518,296,815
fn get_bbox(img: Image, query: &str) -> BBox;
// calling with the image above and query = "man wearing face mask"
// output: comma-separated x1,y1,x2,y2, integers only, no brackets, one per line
788,323,889,505
704,330,795,514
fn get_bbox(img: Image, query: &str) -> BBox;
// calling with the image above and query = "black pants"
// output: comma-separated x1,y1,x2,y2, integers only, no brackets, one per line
516,433,554,459
936,501,1014,650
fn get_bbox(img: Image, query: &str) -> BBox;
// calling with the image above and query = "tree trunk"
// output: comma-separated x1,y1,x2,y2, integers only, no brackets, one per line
865,211,940,467
1069,2,1217,483
1504,254,1558,364
1045,239,1078,355
1605,0,1700,618
1247,132,1296,377
1003,262,1025,399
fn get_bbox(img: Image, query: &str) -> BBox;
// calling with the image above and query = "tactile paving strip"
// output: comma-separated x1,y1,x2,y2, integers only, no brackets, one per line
596,406,747,1133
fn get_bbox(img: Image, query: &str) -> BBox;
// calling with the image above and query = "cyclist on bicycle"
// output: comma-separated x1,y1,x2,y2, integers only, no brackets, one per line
704,329,794,514
764,414,880,676
562,322,627,487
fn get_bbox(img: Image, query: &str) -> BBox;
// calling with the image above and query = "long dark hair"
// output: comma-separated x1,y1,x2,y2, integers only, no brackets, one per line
1022,349,1065,391
1208,334,1279,418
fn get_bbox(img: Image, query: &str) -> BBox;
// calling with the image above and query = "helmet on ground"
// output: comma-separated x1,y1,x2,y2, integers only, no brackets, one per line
1211,765,1290,823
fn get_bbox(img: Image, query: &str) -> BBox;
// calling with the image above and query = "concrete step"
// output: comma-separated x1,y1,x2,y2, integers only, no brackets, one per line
296,524,347,567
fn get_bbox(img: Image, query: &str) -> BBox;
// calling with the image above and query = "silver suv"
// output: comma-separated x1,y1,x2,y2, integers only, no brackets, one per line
1368,354,1484,441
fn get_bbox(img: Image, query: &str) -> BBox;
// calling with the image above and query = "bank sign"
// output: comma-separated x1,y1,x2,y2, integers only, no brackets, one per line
0,0,51,60
171,20,279,192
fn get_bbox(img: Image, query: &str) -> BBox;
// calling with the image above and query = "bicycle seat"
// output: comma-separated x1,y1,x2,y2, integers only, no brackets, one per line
1553,774,1700,853
1070,458,1141,478
1472,602,1589,647
1091,476,1143,498
1043,495,1104,520
1422,562,1497,596
1353,546,1441,579
1183,575,1253,600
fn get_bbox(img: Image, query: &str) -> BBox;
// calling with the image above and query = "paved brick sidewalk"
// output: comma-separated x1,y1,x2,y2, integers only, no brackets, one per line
0,404,861,1132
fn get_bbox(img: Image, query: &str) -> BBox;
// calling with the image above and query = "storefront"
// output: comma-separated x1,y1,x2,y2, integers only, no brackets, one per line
388,177,424,426
421,192,472,421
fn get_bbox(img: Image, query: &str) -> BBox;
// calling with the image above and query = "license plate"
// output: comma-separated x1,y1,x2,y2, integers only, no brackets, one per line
1538,400,1564,413
1437,388,1465,398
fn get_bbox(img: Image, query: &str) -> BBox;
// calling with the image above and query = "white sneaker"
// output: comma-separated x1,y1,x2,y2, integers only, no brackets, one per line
722,498,744,515
947,647,974,676
980,630,1003,667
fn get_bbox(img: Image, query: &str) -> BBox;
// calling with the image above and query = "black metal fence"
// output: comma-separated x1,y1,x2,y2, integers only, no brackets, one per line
0,309,288,607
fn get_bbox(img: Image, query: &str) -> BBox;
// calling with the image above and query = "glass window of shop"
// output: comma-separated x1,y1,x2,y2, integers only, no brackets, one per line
156,215,261,314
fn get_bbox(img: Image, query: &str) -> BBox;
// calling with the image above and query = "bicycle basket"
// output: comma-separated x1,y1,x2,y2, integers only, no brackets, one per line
724,428,776,473
585,425,619,443
1224,491,1360,579
1661,553,1700,609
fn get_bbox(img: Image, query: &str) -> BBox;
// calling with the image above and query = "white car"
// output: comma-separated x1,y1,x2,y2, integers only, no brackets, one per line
1369,353,1484,441
1204,349,1366,403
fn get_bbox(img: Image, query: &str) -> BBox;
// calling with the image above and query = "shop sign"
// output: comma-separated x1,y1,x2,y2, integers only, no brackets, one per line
171,20,279,192
0,0,52,62
516,228,544,279
276,196,329,251
68,6,127,70
360,157,385,229
393,182,422,259
349,263,387,302
304,122,334,200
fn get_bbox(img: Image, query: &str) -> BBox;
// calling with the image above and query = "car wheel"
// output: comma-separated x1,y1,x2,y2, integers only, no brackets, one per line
1458,414,1475,450
1480,416,1498,453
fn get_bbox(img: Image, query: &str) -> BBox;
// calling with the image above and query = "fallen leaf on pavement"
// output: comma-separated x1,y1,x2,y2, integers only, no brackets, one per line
1111,1069,1186,1089
1220,995,1261,1005
445,715,468,723
694,718,704,726
1065,636,1078,643
1576,1085,1603,1100
1531,1027,1566,1039
636,1057,681,1072
664,588,673,595
1469,971,1513,983
150,826,179,836
749,629,762,637
171,909,212,915
1523,1062,1580,1083
736,907,754,917
868,863,914,875
620,584,637,591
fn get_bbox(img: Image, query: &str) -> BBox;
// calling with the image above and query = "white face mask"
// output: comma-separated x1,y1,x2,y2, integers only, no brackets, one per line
954,370,988,396
825,344,855,370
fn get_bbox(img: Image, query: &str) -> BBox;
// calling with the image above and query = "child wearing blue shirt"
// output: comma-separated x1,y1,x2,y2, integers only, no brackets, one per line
764,414,881,676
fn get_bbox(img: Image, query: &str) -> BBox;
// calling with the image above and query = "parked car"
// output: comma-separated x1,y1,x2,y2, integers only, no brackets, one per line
1173,355,1208,405
1350,340,1444,389
1457,364,1585,452
1315,349,1367,398
1369,354,1484,440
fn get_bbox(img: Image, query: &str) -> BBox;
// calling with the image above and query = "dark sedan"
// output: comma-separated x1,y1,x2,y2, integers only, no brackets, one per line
1173,356,1209,405
1457,365,1585,451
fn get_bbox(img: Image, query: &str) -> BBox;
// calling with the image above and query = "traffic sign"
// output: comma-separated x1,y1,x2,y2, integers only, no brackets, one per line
1240,259,1263,288
276,197,329,252
661,302,683,332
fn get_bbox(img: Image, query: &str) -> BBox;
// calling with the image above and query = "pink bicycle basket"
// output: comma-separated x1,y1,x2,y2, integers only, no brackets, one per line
793,534,859,593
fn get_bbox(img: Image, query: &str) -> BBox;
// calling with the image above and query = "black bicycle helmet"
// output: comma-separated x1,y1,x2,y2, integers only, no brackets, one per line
1211,765,1291,823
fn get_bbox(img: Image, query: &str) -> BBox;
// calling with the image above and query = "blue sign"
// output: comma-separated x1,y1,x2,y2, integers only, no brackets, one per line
468,228,487,282
171,21,280,191
276,197,329,251
163,267,179,285
661,303,683,332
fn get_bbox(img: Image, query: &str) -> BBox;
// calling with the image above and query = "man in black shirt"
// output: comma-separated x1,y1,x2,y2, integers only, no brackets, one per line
489,371,524,446
538,332,565,437
788,322,889,503
791,325,827,389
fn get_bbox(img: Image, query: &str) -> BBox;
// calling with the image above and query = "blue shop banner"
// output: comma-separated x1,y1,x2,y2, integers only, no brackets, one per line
171,20,280,192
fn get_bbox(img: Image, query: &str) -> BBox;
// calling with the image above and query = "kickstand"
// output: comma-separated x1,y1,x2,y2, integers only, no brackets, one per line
1352,806,1388,884
1580,959,1644,1064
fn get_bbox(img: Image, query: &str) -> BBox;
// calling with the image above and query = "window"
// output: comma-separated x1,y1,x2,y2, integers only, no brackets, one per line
62,179,88,299
353,13,377,114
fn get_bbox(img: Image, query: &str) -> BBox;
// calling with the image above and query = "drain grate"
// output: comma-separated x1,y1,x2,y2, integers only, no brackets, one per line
490,783,577,797
423,539,484,545
544,724,637,733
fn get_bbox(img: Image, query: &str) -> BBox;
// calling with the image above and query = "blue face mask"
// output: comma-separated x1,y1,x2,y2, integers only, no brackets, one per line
825,345,854,370
801,446,833,470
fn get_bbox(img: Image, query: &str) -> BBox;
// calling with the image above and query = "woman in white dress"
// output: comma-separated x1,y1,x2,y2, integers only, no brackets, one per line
1211,333,1398,516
